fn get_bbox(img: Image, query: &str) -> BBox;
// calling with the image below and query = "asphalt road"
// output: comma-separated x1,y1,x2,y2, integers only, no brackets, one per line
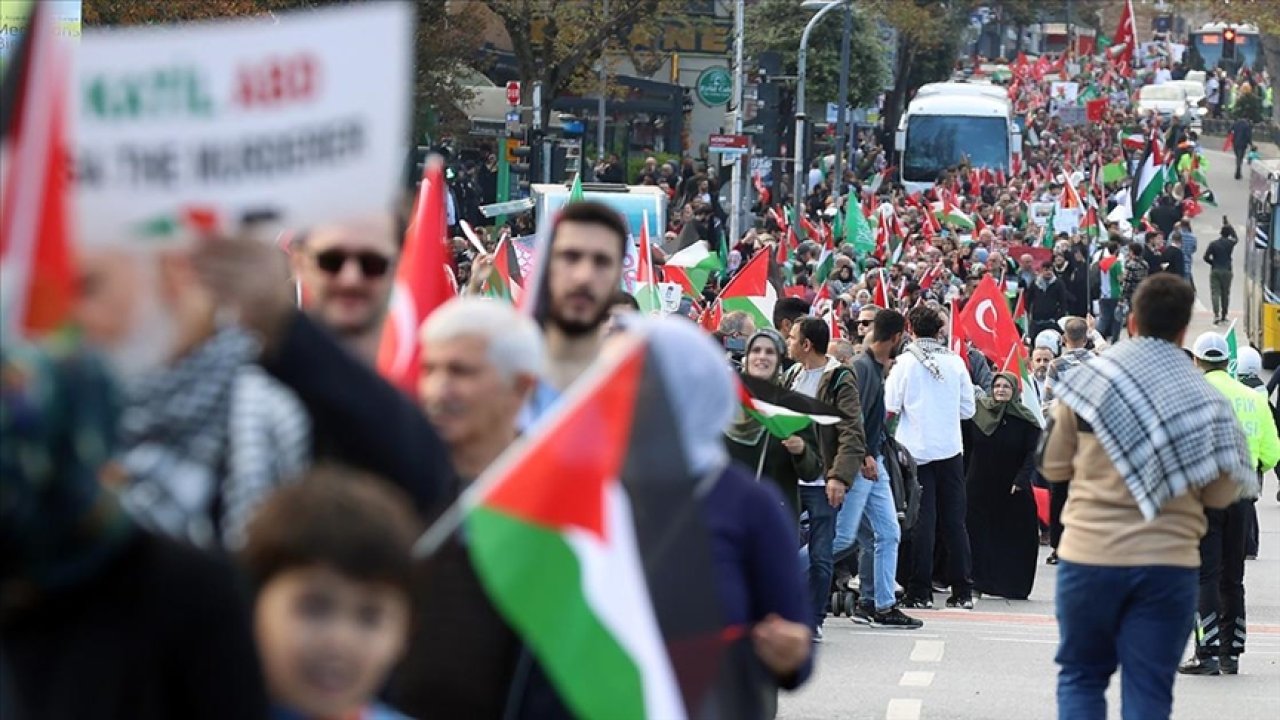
778,146,1280,720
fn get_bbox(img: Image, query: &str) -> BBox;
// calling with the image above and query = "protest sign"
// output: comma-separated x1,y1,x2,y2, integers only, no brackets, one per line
1050,82,1078,104
1029,202,1055,226
658,283,683,314
532,184,668,292
72,3,412,247
0,0,80,73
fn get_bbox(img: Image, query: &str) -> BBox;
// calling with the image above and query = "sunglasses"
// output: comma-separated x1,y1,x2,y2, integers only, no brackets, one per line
856,319,874,327
313,249,392,278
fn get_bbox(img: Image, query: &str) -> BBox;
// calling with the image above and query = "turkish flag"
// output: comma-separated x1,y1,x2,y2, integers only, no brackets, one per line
957,276,1026,373
1085,98,1108,124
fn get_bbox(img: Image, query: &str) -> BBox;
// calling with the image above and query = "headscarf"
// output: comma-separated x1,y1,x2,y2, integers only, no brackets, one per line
971,372,1041,436
1,338,134,616
640,317,734,477
725,329,786,445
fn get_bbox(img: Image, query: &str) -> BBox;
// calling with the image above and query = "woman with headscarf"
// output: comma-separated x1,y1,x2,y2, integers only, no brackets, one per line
724,330,824,516
963,372,1042,599
631,318,813,713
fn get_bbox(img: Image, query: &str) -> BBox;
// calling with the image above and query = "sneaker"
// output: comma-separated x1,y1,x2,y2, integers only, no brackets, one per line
850,604,874,625
900,596,934,610
871,606,924,630
946,595,975,610
1177,657,1220,675
1220,655,1239,675
1046,550,1059,565
812,625,824,643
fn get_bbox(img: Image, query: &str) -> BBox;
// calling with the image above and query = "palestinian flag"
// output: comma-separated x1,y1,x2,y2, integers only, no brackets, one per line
461,335,744,720
483,236,526,303
814,230,836,284
1130,138,1166,228
934,195,975,230
633,212,663,315
716,250,777,331
569,172,586,202
663,241,721,297
1225,320,1239,378
0,4,74,337
1099,253,1124,299
738,374,843,439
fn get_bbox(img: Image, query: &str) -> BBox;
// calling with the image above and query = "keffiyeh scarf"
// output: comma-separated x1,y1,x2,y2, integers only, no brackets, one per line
904,337,950,382
1052,337,1254,520
119,327,310,548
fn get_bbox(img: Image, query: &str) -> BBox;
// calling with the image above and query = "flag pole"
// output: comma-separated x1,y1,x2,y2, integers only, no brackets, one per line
756,442,769,481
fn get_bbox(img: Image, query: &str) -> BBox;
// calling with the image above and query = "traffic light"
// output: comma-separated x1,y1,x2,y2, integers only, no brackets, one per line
510,143,534,195
1223,28,1238,60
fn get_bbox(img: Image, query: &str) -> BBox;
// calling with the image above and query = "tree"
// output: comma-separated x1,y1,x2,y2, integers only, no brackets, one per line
874,0,966,137
482,0,687,130
743,0,885,113
82,0,478,140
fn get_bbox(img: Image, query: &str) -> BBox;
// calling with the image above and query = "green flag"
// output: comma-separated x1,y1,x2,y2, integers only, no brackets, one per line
1101,162,1127,185
1226,320,1239,378
569,173,586,203
844,203,874,255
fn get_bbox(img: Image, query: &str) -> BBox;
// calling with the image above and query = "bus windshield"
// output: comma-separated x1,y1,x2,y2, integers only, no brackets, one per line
903,115,1008,182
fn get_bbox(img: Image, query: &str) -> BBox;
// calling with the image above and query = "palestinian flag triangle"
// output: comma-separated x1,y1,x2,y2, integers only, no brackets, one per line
717,250,777,331
738,374,843,439
483,236,526,303
633,212,663,315
664,240,722,296
462,335,744,719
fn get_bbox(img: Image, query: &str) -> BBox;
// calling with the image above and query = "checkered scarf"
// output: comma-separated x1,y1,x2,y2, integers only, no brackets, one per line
1052,336,1253,520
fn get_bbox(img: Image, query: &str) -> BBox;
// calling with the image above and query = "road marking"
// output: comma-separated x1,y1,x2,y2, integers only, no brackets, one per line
979,636,1059,645
910,639,945,662
899,671,935,687
886,698,923,720
850,631,943,639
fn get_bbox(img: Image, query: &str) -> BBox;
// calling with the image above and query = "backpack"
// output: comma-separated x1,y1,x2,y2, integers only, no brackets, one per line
882,435,922,531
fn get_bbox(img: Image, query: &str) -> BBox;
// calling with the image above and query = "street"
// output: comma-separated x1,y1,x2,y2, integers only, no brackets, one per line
778,146,1280,720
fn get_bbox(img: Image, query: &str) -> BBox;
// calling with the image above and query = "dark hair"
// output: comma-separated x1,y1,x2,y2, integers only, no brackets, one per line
773,297,811,329
795,315,830,355
241,465,422,596
552,201,630,257
1128,241,1146,258
871,309,906,343
907,305,943,340
1038,260,1054,271
610,289,640,310
1132,274,1194,343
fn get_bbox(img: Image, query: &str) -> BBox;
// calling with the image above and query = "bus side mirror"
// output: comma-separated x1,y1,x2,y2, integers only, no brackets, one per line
894,129,905,152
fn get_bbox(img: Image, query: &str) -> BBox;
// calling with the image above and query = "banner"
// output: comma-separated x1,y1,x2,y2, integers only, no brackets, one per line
72,3,412,247
1029,202,1055,226
0,0,80,73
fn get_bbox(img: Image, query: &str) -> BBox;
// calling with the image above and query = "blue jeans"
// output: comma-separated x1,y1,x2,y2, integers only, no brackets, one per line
833,456,901,611
797,485,836,629
1055,561,1197,720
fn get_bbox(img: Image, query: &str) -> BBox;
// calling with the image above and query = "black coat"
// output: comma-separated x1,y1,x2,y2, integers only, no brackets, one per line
1024,277,1068,322
964,416,1041,599
261,314,457,516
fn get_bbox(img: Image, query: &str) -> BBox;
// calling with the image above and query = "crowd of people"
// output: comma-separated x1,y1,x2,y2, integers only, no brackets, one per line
5,14,1280,720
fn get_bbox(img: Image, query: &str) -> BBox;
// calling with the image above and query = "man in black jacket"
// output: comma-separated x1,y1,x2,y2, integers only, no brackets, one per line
1232,116,1253,180
1205,225,1239,324
1025,260,1068,339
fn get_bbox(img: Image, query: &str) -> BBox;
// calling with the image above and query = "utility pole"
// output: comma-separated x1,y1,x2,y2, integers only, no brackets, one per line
831,3,852,206
729,0,745,250
597,0,610,176
792,1,845,218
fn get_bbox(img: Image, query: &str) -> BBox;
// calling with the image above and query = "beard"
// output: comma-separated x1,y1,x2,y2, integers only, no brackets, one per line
547,293,610,337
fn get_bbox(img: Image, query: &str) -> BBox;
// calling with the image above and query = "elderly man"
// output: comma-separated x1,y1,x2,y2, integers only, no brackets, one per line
290,213,400,365
397,297,545,717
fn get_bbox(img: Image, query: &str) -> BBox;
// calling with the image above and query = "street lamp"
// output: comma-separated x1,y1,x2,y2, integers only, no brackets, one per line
792,0,848,215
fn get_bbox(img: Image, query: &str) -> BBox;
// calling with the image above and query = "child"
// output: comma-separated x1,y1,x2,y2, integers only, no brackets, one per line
242,466,422,720
1248,143,1261,165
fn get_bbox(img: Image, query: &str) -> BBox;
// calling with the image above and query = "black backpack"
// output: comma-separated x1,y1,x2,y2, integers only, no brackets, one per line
882,435,922,531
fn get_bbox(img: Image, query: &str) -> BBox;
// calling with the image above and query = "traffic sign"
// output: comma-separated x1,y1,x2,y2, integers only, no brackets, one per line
708,133,750,155
506,80,521,106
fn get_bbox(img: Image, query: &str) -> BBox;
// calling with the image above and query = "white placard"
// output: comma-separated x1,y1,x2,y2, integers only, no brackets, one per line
1029,202,1055,226
658,282,682,314
72,3,412,246
1050,82,1079,104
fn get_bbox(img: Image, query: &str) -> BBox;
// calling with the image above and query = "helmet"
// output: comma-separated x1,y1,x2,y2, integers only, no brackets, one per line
1237,346,1263,377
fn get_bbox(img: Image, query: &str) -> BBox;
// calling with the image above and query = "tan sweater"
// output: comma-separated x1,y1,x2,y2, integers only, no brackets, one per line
1039,402,1239,568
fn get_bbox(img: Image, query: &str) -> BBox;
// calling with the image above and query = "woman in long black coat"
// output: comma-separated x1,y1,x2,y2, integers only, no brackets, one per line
963,372,1042,600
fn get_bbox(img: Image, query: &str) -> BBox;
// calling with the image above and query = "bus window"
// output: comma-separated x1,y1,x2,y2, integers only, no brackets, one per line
903,115,1008,182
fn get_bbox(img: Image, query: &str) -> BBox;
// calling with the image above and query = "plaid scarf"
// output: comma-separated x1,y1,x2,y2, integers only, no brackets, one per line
904,337,950,382
119,327,310,548
1052,336,1253,520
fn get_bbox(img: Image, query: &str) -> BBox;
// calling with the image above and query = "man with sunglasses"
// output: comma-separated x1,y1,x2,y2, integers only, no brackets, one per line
853,304,881,349
291,214,399,365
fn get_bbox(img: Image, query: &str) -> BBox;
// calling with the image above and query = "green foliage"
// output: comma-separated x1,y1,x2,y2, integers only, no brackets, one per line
1234,89,1265,123
744,0,885,112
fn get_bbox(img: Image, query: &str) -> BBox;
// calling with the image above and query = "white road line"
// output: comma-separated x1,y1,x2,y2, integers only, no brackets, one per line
885,698,923,720
849,631,943,639
910,639,946,662
899,671,935,687
979,636,1059,644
